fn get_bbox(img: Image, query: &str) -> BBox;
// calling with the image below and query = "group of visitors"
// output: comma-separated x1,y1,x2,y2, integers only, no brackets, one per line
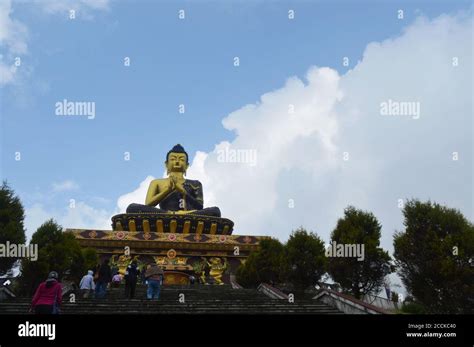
30,259,166,314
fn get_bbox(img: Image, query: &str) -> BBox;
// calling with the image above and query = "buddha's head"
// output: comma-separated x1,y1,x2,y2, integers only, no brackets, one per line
165,144,189,175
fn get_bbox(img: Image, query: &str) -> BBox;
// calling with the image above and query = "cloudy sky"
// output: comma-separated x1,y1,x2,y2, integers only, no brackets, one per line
1,0,472,280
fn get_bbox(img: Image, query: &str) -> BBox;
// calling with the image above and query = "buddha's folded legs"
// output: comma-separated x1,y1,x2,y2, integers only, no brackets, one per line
189,207,221,217
126,203,167,214
126,203,221,217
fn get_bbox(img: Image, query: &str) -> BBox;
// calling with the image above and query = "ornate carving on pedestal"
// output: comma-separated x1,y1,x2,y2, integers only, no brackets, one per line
197,257,228,285
110,254,140,275
153,254,192,271
167,249,176,259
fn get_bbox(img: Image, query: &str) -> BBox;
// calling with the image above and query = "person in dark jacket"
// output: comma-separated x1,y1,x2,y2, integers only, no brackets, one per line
31,271,62,314
124,260,140,299
95,259,112,299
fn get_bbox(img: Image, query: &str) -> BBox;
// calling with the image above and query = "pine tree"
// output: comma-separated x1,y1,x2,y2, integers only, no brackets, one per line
394,200,474,313
0,182,26,276
328,206,392,299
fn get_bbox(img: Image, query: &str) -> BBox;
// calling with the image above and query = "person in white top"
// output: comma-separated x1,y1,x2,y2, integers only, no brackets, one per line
79,270,95,298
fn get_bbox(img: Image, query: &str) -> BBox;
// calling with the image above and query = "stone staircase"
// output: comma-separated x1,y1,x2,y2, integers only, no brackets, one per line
0,284,342,314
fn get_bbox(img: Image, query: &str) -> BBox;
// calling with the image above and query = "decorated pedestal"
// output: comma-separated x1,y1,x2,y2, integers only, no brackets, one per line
69,229,264,285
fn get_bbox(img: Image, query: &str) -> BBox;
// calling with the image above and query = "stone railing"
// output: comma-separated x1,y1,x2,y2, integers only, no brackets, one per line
229,275,243,289
61,282,77,298
313,289,389,314
362,293,399,311
257,283,288,299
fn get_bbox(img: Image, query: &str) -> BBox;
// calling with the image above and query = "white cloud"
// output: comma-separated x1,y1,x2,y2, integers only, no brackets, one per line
0,57,17,85
0,0,110,86
24,204,51,240
0,0,28,55
0,0,27,86
182,67,344,238
117,175,155,212
57,201,112,230
181,11,472,250
51,180,79,192
24,201,112,241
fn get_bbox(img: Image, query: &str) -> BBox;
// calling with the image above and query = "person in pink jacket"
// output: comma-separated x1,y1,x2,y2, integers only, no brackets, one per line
31,271,63,314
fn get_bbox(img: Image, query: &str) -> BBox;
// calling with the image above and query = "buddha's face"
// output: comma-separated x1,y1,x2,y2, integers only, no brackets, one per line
166,152,188,173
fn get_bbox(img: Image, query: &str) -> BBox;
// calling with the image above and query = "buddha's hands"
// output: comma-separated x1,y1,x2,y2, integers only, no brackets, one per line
170,176,186,194
164,179,175,193
175,182,186,195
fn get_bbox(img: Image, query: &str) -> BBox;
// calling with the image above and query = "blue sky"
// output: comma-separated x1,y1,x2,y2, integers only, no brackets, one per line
1,0,472,269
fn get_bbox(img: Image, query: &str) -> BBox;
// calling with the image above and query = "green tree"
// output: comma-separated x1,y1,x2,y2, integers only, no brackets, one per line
327,206,392,299
19,219,86,296
283,228,327,291
81,248,99,272
236,253,259,288
0,182,26,276
236,238,285,287
393,200,474,313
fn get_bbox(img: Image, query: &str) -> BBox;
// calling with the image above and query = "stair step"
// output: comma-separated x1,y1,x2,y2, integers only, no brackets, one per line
0,286,342,314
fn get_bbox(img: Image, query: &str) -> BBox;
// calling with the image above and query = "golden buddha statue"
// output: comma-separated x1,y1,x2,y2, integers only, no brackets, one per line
112,144,233,234
126,144,221,217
